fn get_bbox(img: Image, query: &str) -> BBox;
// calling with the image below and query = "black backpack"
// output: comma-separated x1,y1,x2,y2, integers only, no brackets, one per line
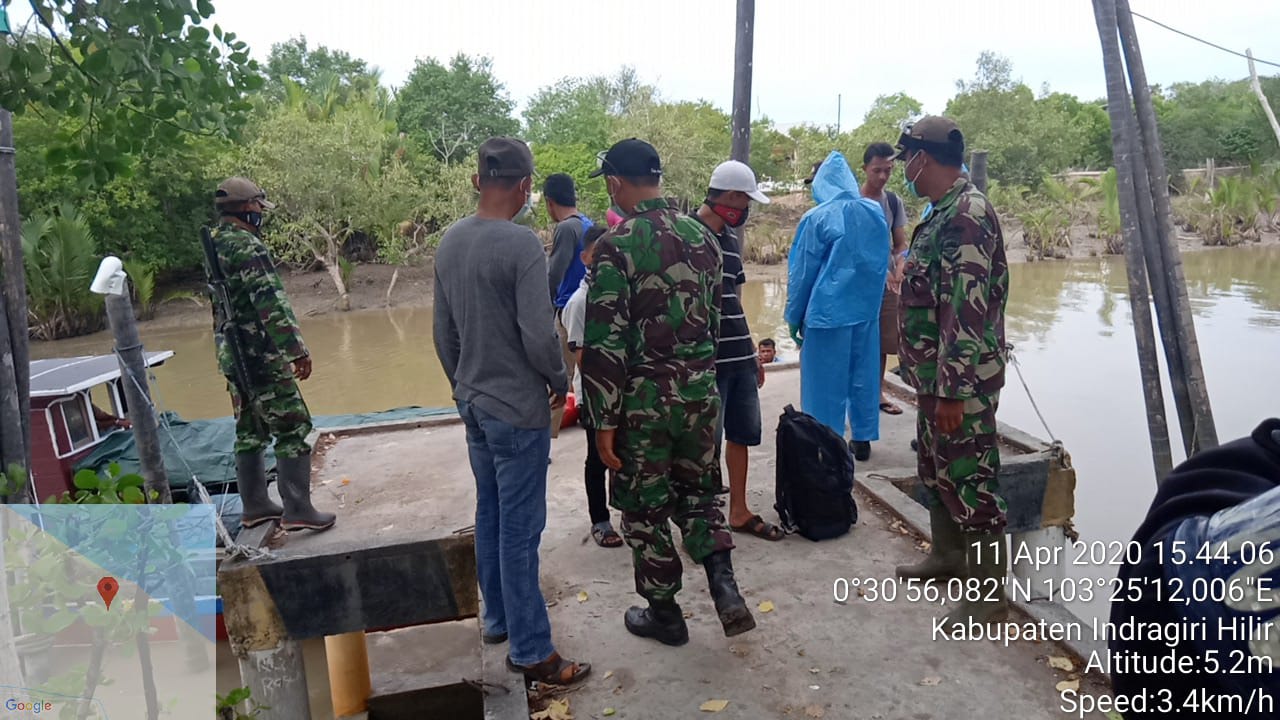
774,405,858,541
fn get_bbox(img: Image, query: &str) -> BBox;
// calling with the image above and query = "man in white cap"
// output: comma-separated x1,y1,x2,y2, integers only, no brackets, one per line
693,161,783,541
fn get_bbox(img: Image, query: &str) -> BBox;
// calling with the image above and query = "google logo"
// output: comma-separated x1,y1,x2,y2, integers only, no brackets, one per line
4,698,55,714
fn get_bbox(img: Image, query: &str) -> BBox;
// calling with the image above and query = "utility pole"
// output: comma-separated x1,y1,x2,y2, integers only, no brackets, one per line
836,94,842,135
0,108,32,505
970,151,989,194
730,0,755,164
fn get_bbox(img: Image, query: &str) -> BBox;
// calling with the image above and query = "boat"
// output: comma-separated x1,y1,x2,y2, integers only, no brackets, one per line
29,351,174,503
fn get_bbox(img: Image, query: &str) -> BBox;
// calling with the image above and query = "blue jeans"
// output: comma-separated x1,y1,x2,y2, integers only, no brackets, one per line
457,400,555,666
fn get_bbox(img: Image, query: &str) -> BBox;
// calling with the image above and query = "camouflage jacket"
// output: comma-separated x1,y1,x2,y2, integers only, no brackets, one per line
898,178,1008,399
208,222,308,380
581,197,723,430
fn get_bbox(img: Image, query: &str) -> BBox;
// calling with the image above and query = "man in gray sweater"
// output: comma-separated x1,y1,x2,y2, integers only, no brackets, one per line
432,137,591,687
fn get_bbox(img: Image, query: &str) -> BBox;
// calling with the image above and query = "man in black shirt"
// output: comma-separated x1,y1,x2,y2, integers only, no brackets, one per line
695,160,783,541
1108,418,1279,717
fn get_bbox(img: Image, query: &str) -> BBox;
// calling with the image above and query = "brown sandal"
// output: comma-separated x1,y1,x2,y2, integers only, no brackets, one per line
506,652,592,686
731,514,785,541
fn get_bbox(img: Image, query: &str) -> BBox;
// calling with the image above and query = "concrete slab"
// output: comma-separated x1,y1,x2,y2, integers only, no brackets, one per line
306,367,1108,719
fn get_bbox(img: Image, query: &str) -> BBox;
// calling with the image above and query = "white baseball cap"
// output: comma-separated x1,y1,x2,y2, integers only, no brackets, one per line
708,160,771,204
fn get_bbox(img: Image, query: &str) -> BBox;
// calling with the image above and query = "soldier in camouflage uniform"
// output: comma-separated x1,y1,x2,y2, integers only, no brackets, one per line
891,118,1009,624
208,177,335,532
581,139,755,646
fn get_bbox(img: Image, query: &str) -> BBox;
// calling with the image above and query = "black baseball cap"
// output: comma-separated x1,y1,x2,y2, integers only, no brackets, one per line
588,138,662,178
895,116,965,163
477,137,534,178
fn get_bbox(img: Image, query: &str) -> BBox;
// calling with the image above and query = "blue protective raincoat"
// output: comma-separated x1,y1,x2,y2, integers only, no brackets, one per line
784,151,889,442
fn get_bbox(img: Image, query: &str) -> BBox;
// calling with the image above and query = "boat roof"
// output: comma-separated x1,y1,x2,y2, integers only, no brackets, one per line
30,351,174,398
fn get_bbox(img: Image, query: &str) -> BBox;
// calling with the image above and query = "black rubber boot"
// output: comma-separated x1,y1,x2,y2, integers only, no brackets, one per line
703,550,756,637
850,440,871,462
941,531,1009,626
624,600,688,646
236,452,282,528
276,453,336,532
895,503,967,580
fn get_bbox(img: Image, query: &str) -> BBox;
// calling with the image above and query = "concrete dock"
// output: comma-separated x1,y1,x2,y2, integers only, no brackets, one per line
221,364,1110,719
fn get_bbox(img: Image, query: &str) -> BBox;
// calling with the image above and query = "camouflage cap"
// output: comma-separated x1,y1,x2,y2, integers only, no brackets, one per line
477,137,534,178
215,177,275,209
895,116,964,163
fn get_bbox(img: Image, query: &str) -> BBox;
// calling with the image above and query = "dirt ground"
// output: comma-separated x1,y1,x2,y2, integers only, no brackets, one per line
141,204,1279,333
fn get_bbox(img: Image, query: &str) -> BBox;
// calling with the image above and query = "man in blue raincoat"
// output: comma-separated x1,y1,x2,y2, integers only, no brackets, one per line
785,152,890,461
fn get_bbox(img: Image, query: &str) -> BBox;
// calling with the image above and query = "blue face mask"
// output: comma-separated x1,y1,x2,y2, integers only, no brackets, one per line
903,151,925,199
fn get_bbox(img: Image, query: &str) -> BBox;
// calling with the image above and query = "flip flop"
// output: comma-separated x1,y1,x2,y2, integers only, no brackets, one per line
731,514,785,541
879,401,903,415
591,525,624,548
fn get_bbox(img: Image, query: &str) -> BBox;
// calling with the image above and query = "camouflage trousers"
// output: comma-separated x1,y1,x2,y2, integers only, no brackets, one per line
611,394,735,603
916,392,1007,533
227,365,313,458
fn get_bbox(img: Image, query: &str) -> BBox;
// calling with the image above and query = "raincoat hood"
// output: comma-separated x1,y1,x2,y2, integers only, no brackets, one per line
810,151,861,205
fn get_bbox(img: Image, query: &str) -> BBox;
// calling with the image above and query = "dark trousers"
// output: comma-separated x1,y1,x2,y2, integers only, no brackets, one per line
583,427,611,524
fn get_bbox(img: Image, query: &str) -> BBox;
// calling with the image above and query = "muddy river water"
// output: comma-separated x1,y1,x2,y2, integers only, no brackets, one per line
31,245,1280,617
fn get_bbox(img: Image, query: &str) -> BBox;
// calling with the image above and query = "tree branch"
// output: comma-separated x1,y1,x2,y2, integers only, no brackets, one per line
27,0,99,86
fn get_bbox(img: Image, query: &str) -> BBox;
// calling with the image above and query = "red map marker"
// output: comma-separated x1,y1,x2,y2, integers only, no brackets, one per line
97,577,119,610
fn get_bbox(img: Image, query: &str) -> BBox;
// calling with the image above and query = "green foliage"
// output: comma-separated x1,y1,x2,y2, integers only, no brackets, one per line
0,0,261,181
234,100,423,295
1093,168,1123,254
14,110,226,273
396,54,518,164
50,463,153,504
613,99,731,206
523,76,613,148
1155,78,1280,170
533,142,610,218
218,687,269,719
262,36,381,106
22,204,105,340
123,259,157,320
1014,176,1080,260
945,53,1092,187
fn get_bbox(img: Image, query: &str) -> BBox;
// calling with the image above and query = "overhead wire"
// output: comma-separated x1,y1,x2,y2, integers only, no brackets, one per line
1128,9,1280,69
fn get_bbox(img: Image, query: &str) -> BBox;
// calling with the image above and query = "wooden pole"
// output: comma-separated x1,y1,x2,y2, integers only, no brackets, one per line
970,150,989,194
1116,0,1218,454
1247,49,1280,149
1124,136,1197,457
0,108,32,504
104,292,174,504
729,0,754,164
325,632,371,717
1092,0,1174,482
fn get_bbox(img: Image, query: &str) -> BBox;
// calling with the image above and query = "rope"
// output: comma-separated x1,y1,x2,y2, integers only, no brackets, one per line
112,346,273,562
1005,343,1060,449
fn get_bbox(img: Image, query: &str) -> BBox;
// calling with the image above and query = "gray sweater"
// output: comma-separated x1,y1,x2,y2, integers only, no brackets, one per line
433,216,568,429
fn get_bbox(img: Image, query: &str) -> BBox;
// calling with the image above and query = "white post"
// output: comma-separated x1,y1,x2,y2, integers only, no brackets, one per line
237,640,312,720
1247,50,1280,150
1010,527,1067,601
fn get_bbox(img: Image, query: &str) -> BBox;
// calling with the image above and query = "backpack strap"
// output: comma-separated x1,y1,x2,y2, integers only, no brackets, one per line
886,191,902,228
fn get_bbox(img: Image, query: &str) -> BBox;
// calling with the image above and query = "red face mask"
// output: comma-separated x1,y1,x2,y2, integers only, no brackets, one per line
709,201,749,228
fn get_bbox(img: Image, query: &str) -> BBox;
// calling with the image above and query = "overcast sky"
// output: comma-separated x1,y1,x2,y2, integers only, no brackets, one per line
17,1,1280,129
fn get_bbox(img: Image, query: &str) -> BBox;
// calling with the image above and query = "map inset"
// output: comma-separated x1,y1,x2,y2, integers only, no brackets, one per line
1,504,216,719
